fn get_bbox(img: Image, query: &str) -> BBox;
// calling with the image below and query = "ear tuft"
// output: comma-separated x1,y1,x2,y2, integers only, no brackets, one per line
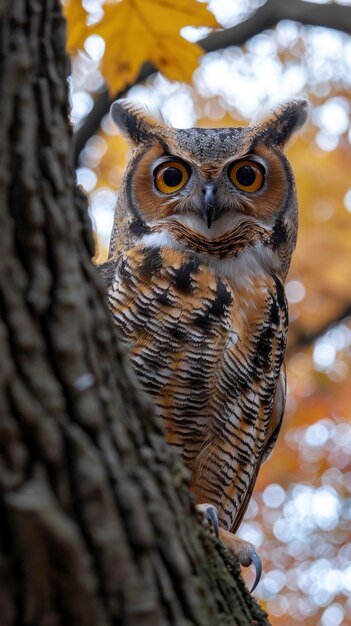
110,99,166,145
255,99,308,147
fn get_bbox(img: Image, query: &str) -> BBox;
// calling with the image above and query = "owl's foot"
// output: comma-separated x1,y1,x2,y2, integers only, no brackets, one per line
219,527,262,592
196,504,261,592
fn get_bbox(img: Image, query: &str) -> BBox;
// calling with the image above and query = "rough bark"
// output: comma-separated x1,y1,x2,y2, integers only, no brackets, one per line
0,1,270,625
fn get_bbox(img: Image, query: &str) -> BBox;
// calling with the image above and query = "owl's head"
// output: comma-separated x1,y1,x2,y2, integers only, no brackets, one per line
110,98,307,281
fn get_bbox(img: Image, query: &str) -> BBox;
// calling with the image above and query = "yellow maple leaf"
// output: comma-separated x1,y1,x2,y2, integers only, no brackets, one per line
64,0,219,93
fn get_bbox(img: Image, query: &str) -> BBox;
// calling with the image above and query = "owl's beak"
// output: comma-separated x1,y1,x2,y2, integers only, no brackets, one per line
203,183,216,229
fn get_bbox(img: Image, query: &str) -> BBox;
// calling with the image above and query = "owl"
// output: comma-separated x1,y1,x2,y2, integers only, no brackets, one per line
99,98,307,589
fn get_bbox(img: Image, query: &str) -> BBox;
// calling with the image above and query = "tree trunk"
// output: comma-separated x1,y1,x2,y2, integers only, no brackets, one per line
0,1,270,624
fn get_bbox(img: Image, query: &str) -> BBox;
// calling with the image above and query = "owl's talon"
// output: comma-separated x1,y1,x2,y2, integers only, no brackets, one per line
218,527,262,592
196,503,219,537
248,549,262,593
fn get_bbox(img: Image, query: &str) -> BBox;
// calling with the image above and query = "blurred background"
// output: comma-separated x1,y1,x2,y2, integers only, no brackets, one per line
65,1,351,623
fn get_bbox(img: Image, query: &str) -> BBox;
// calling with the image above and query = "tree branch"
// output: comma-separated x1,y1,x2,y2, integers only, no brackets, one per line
288,303,351,355
74,62,156,162
202,0,351,53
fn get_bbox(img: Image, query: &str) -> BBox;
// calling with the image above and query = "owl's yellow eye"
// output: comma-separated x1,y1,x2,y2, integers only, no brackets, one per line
228,160,265,193
154,161,189,194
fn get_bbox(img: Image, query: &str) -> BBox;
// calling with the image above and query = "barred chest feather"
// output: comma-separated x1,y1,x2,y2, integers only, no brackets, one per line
106,243,288,532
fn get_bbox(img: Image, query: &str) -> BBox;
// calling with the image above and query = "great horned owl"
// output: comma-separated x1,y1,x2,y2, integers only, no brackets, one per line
99,98,307,588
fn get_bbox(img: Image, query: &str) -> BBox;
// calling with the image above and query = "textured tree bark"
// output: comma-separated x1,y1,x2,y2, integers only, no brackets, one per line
0,1,271,625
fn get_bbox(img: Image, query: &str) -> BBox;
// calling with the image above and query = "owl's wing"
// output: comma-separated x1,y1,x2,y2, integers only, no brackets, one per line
230,362,286,534
261,362,286,463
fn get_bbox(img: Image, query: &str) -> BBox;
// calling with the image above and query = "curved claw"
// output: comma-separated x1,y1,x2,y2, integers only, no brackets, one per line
218,528,262,593
196,503,219,537
205,505,219,537
249,549,262,592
